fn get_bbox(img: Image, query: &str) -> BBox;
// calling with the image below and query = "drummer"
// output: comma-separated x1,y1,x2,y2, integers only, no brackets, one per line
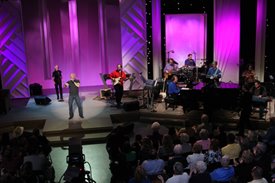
184,53,196,67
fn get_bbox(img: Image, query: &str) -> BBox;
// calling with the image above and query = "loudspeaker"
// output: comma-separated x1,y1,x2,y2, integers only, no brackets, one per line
29,83,43,96
123,100,139,111
34,96,51,105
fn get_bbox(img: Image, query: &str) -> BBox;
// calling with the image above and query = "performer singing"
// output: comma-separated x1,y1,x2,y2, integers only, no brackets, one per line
64,73,84,119
109,64,127,108
52,65,63,101
163,58,178,80
184,54,196,67
242,64,255,91
206,61,222,88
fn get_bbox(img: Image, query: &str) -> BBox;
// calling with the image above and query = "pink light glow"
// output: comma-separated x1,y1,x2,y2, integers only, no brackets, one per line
165,14,207,68
214,0,240,83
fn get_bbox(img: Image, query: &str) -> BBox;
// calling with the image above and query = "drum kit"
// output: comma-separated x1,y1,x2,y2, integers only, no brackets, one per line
175,64,207,84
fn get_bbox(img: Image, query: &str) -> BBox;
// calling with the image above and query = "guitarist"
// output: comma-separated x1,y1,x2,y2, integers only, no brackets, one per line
163,58,178,91
109,64,127,108
206,61,222,88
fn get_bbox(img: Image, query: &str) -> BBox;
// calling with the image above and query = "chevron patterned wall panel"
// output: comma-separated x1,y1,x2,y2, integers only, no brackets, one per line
0,1,29,98
120,0,147,90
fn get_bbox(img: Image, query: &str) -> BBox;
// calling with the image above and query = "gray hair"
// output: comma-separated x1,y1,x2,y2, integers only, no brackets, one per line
195,161,207,173
173,144,183,155
173,162,184,175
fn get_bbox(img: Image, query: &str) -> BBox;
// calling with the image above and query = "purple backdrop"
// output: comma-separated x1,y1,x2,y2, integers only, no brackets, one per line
165,14,207,68
214,0,240,83
21,0,122,89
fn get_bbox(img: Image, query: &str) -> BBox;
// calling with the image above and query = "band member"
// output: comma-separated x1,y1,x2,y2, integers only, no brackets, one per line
109,64,127,108
164,58,178,78
167,75,180,97
206,61,222,88
250,80,269,119
52,65,63,101
242,64,255,91
184,54,196,67
64,73,84,119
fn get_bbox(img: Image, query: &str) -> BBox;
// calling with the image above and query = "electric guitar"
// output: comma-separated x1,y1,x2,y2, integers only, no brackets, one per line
112,77,122,85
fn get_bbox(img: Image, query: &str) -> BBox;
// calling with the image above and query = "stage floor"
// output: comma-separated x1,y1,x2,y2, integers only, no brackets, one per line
0,88,272,145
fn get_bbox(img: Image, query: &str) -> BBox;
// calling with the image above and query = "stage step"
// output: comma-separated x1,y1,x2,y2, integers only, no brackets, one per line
47,132,109,147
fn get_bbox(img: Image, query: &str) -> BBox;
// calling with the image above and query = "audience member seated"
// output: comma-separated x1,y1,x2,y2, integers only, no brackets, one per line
189,161,212,183
195,129,211,151
250,80,270,119
141,149,165,177
148,122,163,151
252,142,271,180
186,143,204,169
168,127,180,145
140,137,154,163
204,139,222,172
131,134,142,160
32,128,52,156
262,117,275,146
210,155,235,182
221,133,241,160
166,144,187,178
166,162,189,183
128,165,151,183
212,125,227,148
248,166,268,183
158,134,174,161
234,149,254,183
179,133,192,154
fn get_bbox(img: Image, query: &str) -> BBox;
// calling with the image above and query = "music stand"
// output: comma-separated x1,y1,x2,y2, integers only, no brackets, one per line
142,79,157,111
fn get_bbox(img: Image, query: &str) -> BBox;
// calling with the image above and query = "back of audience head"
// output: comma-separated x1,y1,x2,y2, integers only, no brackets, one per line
151,122,160,132
149,149,158,159
192,143,202,153
195,161,207,173
240,149,254,164
174,144,183,155
253,142,267,156
173,162,184,175
199,129,209,140
180,133,190,143
168,127,176,136
227,133,236,144
210,139,220,152
201,114,209,124
134,166,147,182
251,166,264,180
220,155,230,167
162,134,173,148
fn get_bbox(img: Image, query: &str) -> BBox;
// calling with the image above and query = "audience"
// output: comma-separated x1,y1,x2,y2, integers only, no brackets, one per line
158,134,174,161
141,149,165,176
210,155,235,182
0,126,54,183
204,139,222,171
248,166,268,183
189,161,211,183
128,165,151,183
195,129,211,151
180,133,192,154
166,144,187,177
149,122,163,151
234,149,254,183
186,143,204,169
221,133,241,160
166,162,189,183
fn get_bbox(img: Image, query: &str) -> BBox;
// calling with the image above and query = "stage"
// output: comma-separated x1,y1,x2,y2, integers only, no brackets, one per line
0,86,272,146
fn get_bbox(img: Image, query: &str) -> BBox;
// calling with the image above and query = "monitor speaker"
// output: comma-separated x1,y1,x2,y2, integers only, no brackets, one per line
123,100,139,111
34,96,51,105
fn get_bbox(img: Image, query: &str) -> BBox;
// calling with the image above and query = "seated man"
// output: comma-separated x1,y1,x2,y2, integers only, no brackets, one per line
250,80,270,119
210,155,235,182
167,75,180,97
206,61,222,88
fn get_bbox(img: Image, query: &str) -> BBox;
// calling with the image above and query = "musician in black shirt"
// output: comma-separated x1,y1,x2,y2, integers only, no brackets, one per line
52,65,63,101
